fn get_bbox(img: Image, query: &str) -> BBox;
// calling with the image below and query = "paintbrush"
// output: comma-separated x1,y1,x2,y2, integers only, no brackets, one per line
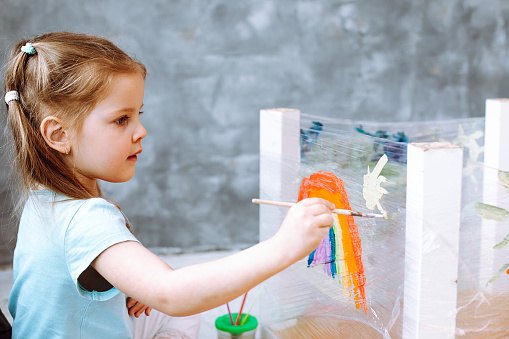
235,292,248,325
226,303,234,325
240,283,266,326
252,198,386,219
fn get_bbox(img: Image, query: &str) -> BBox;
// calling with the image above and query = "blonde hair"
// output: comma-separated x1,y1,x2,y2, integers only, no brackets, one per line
3,32,146,204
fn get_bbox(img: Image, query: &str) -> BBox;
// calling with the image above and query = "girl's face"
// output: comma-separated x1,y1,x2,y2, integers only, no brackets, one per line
68,72,146,193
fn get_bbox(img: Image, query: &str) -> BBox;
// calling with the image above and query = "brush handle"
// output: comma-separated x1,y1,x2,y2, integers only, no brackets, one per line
252,198,384,218
235,293,248,325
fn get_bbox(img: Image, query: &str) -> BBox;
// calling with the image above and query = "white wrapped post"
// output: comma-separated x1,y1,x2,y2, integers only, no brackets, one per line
403,142,463,339
259,108,300,241
259,108,300,339
480,99,509,286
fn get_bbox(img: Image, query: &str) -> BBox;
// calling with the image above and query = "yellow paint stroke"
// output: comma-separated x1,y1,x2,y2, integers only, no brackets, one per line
336,213,360,300
315,192,360,296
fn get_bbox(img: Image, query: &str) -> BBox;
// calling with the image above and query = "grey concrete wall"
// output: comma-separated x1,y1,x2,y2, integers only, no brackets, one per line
1,0,509,263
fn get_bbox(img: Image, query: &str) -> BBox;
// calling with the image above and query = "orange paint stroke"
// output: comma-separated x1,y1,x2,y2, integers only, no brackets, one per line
298,171,367,313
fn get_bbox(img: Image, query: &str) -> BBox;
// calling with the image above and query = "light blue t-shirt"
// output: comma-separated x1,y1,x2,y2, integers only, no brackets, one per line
9,191,139,338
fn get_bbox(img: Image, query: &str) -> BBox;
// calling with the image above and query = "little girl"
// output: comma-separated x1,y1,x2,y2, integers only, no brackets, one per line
3,32,334,339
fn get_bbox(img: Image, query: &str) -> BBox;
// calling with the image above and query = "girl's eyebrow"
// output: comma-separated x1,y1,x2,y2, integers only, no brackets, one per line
109,105,144,115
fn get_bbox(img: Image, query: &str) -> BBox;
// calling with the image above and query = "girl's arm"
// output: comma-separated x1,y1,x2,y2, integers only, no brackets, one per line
92,198,334,316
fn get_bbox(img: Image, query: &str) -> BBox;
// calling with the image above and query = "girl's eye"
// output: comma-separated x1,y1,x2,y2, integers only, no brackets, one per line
115,116,129,126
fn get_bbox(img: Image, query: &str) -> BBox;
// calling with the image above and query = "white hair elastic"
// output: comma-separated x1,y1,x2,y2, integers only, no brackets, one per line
4,91,19,104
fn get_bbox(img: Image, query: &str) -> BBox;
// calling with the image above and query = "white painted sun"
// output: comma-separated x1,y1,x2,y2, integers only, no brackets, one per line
440,124,484,161
363,154,388,219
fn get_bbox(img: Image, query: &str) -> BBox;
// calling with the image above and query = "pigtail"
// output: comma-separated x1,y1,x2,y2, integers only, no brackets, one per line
4,41,95,201
4,45,38,201
5,47,31,160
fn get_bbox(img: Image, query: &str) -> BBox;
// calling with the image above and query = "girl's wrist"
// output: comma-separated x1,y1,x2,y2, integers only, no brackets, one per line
265,233,301,269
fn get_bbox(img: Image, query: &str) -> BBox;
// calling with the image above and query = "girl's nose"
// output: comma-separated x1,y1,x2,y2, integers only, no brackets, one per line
133,120,147,142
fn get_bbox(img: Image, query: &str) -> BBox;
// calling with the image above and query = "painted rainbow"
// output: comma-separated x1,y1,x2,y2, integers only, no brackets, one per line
299,171,368,314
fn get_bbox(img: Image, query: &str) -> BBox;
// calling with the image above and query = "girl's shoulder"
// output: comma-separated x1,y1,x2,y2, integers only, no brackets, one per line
26,190,119,218
23,191,128,235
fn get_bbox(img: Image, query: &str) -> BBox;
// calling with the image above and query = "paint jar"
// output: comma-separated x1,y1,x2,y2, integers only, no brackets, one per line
215,313,258,339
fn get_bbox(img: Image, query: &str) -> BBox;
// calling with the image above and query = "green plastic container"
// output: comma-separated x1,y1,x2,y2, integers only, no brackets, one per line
215,313,258,339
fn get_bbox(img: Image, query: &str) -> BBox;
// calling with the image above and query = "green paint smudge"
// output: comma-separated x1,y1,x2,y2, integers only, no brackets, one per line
494,234,509,250
485,263,509,287
474,202,509,222
499,170,509,188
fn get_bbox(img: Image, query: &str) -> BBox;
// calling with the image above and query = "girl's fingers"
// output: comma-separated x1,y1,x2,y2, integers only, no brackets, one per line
300,198,335,211
135,307,146,317
128,305,139,316
134,305,148,317
321,199,336,210
126,297,136,308
315,213,334,227
127,300,148,317
126,298,151,317
309,204,334,216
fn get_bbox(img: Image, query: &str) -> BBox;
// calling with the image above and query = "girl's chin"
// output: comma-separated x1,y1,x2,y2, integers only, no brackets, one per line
103,172,136,184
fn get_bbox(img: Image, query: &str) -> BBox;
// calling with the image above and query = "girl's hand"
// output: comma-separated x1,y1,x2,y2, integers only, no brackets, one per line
274,198,335,262
126,297,152,317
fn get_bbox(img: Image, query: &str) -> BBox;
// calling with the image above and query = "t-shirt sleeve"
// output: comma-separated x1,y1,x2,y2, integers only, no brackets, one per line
65,198,139,298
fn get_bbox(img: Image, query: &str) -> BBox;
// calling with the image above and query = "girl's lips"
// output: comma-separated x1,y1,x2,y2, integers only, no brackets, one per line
128,149,142,161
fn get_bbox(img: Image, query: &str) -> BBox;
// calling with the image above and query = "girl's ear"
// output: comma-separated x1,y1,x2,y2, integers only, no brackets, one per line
40,116,71,154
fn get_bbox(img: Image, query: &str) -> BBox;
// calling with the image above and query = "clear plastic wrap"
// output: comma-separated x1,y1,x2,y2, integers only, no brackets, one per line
258,110,508,338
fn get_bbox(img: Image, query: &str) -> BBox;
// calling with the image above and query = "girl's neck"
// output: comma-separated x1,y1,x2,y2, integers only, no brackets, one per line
73,172,100,197
36,180,100,198
83,181,100,197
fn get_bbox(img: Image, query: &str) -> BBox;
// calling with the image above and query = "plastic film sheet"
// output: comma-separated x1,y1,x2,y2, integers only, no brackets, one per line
258,113,508,338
